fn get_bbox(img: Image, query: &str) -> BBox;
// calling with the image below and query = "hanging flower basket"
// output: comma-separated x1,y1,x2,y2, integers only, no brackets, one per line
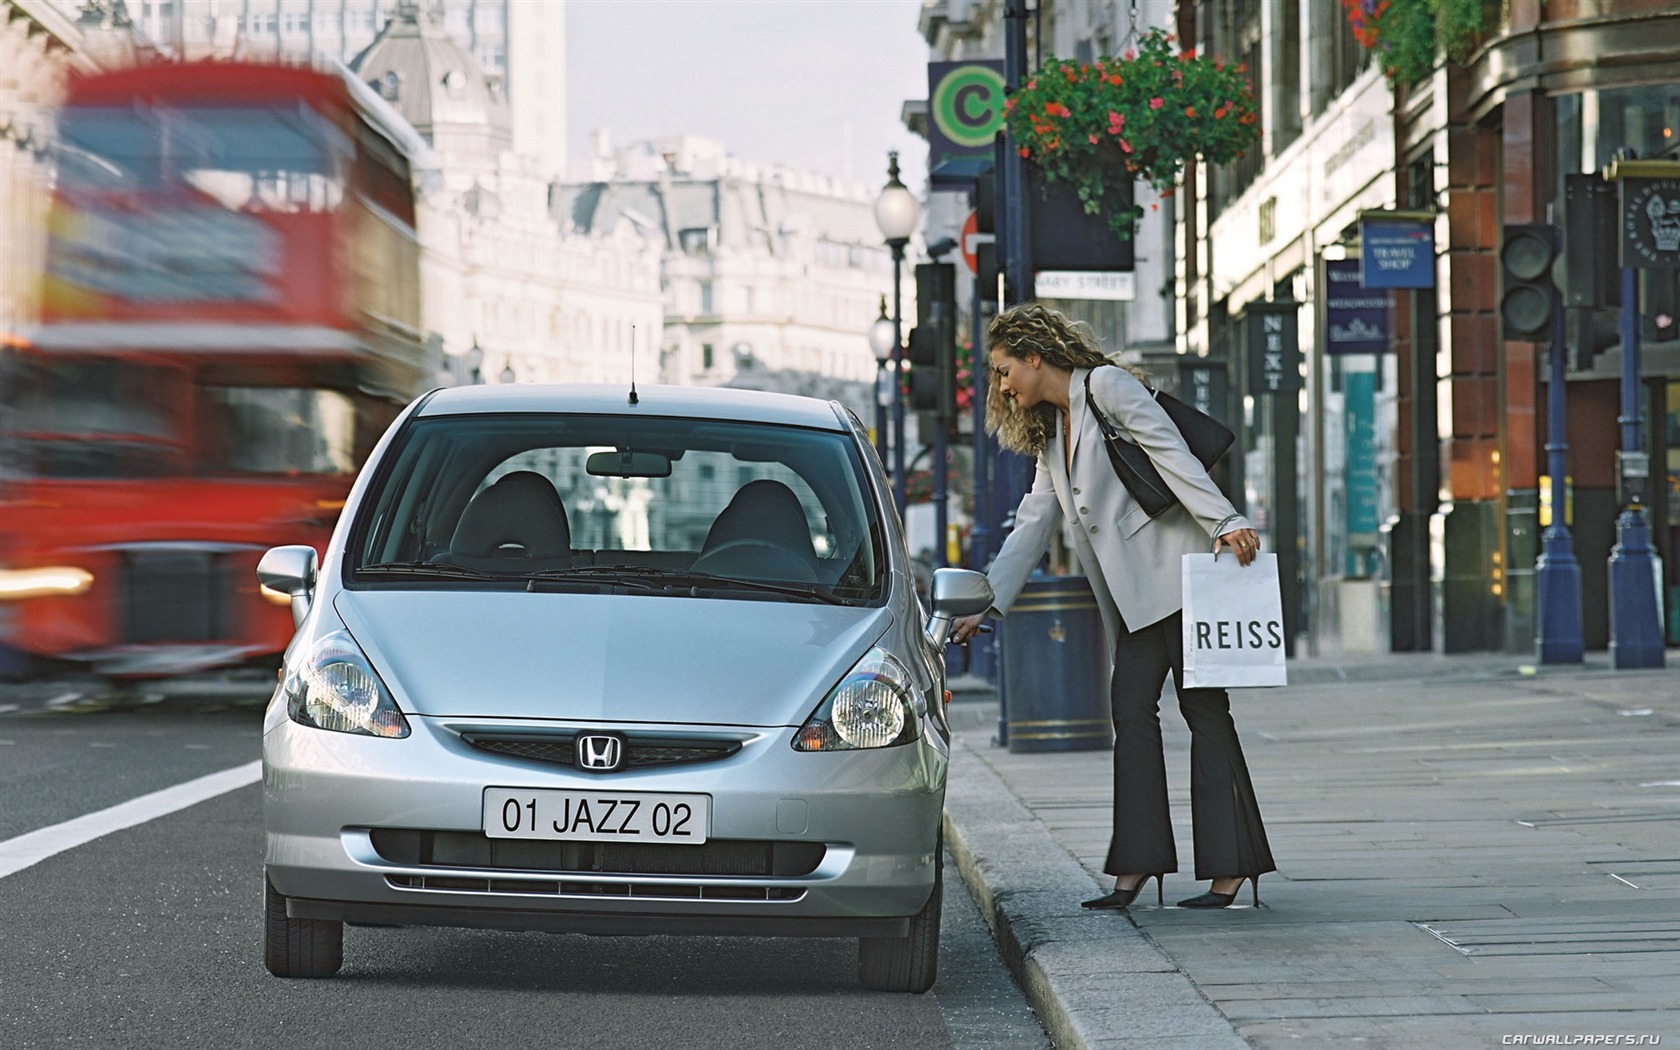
1005,27,1259,239
1341,0,1491,88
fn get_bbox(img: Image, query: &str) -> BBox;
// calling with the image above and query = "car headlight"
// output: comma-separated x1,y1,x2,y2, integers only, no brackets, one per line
281,629,409,738
793,647,918,751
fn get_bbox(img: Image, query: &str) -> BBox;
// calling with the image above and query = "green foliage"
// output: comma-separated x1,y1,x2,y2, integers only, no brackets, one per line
1343,0,1491,88
1004,28,1260,239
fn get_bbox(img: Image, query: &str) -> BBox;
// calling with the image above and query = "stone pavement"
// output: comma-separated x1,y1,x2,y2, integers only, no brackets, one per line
939,651,1680,1049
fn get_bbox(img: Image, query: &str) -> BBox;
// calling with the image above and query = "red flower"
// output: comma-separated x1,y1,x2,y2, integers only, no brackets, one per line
1182,48,1197,60
1088,134,1100,144
1019,146,1031,158
1108,110,1125,134
1150,97,1164,110
1185,106,1196,118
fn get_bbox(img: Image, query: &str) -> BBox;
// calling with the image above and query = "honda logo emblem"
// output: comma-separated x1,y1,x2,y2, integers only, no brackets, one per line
575,734,624,772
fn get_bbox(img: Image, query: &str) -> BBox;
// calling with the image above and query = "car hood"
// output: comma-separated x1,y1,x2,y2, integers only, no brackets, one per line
333,589,892,726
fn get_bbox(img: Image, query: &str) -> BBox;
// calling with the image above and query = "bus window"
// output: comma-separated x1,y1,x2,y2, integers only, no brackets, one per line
1,358,185,478
196,386,356,476
57,105,349,213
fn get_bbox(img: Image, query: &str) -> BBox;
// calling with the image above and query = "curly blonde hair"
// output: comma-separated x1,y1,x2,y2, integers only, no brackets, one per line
985,303,1142,456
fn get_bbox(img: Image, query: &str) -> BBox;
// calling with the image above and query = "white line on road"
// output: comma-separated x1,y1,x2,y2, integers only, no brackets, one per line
0,761,261,880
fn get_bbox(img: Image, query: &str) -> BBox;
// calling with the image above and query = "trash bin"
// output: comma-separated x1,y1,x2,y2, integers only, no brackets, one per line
1001,574,1113,753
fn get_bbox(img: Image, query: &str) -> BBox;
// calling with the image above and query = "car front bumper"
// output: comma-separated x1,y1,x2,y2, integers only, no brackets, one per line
263,711,947,937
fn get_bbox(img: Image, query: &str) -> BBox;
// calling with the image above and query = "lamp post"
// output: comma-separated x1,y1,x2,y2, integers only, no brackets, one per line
465,337,484,385
500,362,516,384
874,151,918,515
867,296,896,464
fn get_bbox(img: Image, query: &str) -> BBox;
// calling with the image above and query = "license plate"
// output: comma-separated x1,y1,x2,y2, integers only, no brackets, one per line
483,788,711,844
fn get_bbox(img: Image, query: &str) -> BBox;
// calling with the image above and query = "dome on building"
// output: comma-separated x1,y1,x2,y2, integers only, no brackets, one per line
350,0,510,157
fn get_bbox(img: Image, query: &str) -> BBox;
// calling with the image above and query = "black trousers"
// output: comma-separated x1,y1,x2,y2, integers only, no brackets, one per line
1103,611,1276,881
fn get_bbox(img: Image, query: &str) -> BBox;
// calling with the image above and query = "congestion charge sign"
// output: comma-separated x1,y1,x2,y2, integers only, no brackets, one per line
928,61,1006,164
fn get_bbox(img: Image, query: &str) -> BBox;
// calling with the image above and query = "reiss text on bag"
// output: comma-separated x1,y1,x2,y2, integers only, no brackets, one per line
1180,552,1287,688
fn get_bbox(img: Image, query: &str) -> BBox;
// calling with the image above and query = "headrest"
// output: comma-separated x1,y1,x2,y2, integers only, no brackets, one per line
703,479,815,562
452,470,572,563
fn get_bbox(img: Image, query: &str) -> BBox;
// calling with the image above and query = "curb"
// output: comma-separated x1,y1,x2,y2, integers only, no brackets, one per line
941,738,1248,1049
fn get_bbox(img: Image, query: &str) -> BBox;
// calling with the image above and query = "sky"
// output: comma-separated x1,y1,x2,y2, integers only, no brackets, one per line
566,0,931,193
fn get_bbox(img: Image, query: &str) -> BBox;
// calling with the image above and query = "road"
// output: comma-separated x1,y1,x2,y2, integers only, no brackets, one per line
0,678,1049,1050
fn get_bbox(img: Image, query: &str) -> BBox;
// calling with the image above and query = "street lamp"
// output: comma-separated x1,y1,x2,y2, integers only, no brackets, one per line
873,150,918,515
465,337,484,385
867,295,896,464
500,362,516,384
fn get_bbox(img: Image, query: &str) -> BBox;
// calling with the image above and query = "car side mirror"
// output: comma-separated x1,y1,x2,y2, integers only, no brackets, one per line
924,567,994,650
257,545,318,628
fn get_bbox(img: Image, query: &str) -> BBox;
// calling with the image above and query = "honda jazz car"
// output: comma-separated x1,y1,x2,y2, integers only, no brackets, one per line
257,383,992,993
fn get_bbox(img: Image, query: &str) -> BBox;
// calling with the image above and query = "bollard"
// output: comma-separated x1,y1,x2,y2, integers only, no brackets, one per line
1003,574,1112,753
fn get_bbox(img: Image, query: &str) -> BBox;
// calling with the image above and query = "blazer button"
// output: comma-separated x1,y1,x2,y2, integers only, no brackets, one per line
1072,487,1081,495
1088,524,1098,533
1079,506,1089,514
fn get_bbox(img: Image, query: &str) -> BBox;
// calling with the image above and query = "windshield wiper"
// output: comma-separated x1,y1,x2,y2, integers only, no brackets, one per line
526,565,852,605
358,561,504,580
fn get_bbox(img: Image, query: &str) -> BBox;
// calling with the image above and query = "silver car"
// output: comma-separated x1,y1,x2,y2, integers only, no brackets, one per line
257,383,992,993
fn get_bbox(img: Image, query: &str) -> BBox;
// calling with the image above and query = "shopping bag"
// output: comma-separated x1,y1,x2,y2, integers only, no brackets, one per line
1180,552,1287,688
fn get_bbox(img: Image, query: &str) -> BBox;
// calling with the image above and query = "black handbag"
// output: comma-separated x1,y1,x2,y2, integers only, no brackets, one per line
1083,368,1236,518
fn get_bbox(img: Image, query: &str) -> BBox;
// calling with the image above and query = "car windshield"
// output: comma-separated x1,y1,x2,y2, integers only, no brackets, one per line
350,413,885,603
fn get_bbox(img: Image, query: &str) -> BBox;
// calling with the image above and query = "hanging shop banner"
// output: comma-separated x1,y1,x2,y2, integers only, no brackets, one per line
1177,360,1231,427
1245,301,1301,395
1323,257,1390,354
1619,176,1680,270
1358,212,1436,289
1343,368,1381,574
927,61,1007,170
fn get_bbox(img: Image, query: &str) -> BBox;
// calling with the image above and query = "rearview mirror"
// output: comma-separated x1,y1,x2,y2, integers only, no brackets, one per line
586,449,672,478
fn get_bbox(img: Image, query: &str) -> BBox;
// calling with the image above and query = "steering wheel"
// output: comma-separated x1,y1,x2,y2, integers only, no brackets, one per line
690,539,819,583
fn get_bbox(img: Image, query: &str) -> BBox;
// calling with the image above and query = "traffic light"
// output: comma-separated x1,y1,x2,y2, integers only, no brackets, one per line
1499,224,1558,342
910,263,957,418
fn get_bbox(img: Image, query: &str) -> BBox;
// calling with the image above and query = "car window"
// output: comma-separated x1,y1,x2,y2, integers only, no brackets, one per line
351,413,883,601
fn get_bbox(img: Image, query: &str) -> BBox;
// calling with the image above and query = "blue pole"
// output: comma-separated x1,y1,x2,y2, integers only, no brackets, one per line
969,289,998,681
1535,286,1582,663
1609,265,1665,669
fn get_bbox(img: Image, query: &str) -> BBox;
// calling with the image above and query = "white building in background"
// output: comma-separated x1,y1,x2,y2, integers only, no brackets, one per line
349,4,660,387
555,134,893,421
50,0,567,177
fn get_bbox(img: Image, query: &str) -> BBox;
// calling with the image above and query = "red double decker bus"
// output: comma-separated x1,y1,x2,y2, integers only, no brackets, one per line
0,61,431,680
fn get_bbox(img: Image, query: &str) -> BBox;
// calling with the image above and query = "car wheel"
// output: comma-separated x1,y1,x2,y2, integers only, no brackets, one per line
857,855,942,993
264,874,343,978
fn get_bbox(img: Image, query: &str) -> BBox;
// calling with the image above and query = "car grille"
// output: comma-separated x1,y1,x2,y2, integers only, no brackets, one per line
368,829,825,878
384,874,804,902
462,732,742,770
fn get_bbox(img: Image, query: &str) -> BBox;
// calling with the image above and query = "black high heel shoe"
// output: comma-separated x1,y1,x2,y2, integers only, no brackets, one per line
1081,874,1163,910
1176,875,1261,909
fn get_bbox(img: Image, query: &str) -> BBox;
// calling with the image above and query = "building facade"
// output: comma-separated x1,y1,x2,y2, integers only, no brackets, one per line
555,134,890,423
1,0,97,343
348,4,661,390
1177,0,1680,655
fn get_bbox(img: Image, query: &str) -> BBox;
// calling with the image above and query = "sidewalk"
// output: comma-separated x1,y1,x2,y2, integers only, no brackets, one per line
939,651,1680,1049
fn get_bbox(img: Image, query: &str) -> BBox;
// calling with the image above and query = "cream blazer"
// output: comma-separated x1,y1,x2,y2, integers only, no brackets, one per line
985,365,1253,653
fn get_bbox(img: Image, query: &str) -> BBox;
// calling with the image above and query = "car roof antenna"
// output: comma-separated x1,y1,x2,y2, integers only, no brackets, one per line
628,324,639,405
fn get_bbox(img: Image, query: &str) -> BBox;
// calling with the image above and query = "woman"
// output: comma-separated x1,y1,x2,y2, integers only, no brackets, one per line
951,303,1276,910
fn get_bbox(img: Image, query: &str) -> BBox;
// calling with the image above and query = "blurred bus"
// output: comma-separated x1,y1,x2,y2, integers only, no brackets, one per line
0,61,430,680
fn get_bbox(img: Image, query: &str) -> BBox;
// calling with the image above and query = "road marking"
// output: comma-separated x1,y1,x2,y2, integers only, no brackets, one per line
0,760,261,881
45,692,81,708
0,704,18,714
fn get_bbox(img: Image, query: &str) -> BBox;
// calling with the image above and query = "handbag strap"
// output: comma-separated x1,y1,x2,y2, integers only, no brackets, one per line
1082,366,1156,443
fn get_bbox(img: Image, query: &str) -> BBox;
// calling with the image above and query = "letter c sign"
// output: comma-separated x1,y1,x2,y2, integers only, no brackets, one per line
931,64,1007,149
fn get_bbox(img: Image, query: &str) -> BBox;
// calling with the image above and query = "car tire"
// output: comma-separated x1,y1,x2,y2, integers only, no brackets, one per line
857,854,941,993
264,874,343,978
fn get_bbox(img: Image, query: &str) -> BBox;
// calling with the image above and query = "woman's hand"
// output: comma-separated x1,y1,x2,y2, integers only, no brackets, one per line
1214,527,1261,566
950,612,988,644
